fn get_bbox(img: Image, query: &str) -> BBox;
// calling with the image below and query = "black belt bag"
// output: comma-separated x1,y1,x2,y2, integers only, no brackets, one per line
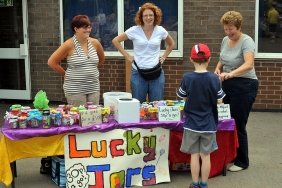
133,60,162,80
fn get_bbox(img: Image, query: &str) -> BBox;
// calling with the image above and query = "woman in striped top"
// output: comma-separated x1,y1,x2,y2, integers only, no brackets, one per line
48,15,105,106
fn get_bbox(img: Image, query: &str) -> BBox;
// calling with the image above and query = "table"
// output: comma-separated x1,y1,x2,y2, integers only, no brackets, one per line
0,119,236,187
169,129,238,178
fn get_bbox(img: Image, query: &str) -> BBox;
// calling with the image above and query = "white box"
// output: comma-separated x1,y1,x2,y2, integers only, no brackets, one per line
114,98,140,123
103,92,132,108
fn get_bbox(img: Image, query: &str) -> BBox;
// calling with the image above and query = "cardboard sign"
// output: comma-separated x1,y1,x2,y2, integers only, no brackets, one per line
64,128,170,187
217,104,231,120
79,109,102,127
158,106,180,122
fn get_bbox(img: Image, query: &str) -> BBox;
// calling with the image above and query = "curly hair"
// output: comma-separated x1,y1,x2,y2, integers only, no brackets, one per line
134,3,162,26
220,11,243,29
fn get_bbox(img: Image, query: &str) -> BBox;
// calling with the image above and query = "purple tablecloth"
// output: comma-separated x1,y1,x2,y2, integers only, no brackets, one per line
1,119,235,140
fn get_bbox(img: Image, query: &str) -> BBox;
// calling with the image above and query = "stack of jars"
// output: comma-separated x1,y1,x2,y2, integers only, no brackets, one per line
7,105,31,129
140,103,158,120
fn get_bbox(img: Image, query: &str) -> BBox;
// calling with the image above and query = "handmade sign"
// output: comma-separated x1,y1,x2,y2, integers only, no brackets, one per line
158,106,180,122
79,108,102,127
64,128,170,187
217,104,231,120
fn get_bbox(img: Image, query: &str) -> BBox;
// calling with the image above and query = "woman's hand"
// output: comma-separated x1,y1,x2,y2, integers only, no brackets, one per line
214,61,223,77
214,68,221,76
126,55,134,64
219,72,234,81
159,56,166,64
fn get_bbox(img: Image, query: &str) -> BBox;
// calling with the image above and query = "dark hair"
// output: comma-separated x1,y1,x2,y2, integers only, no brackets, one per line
71,15,91,32
135,3,162,26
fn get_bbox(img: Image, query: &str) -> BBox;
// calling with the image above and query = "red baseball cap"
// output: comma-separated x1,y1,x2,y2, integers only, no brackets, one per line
190,43,211,60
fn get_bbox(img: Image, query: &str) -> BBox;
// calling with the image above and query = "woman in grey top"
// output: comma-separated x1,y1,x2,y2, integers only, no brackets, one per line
214,11,259,172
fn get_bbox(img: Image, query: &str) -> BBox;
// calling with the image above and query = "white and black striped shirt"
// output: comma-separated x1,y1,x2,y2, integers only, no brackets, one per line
63,35,100,95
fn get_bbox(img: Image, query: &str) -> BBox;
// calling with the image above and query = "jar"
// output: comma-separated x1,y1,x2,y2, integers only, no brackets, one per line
65,105,73,113
101,107,110,123
86,102,93,108
10,109,20,116
42,109,51,128
88,105,97,110
54,112,62,126
56,107,64,113
148,107,158,120
29,118,40,128
70,107,79,113
50,113,56,126
20,106,31,117
69,112,79,125
166,100,174,106
27,109,42,128
140,104,149,120
18,116,27,128
9,116,18,129
62,114,70,126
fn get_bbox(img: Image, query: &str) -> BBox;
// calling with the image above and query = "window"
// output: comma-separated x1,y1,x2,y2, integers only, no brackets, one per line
60,0,183,57
256,0,282,58
61,0,118,51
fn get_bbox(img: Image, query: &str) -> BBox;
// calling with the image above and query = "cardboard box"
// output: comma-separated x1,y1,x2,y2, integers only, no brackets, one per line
114,98,140,123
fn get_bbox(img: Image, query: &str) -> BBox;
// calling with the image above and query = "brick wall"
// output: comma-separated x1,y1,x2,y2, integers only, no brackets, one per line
28,1,64,101
99,60,127,93
254,61,282,110
28,0,282,110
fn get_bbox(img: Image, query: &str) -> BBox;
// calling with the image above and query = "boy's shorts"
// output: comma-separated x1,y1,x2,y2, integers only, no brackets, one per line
180,129,218,155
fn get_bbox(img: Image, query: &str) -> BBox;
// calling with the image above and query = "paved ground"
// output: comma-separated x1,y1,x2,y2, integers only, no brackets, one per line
0,100,282,188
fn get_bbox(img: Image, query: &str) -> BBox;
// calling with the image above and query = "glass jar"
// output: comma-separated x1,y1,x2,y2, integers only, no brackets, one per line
29,118,40,128
9,116,18,129
18,116,27,128
62,114,70,126
101,107,110,123
42,109,51,128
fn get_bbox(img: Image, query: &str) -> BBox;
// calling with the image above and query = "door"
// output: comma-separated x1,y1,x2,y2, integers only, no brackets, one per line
0,0,31,100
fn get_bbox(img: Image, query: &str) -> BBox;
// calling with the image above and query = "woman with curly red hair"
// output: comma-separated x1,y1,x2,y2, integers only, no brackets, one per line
112,2,174,103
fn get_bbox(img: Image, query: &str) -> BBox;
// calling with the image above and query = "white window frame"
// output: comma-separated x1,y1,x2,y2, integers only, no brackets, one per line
255,0,282,59
59,0,183,58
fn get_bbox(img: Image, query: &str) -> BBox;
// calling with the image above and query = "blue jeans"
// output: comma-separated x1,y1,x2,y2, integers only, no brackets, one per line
222,77,259,169
131,68,165,103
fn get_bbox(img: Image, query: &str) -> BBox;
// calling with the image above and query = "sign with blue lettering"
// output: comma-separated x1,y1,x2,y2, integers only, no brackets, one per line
64,128,170,187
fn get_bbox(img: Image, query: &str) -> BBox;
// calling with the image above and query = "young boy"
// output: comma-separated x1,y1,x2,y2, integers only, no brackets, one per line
177,43,225,188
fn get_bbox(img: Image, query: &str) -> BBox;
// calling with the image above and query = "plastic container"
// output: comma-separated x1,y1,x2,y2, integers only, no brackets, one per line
103,92,132,107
